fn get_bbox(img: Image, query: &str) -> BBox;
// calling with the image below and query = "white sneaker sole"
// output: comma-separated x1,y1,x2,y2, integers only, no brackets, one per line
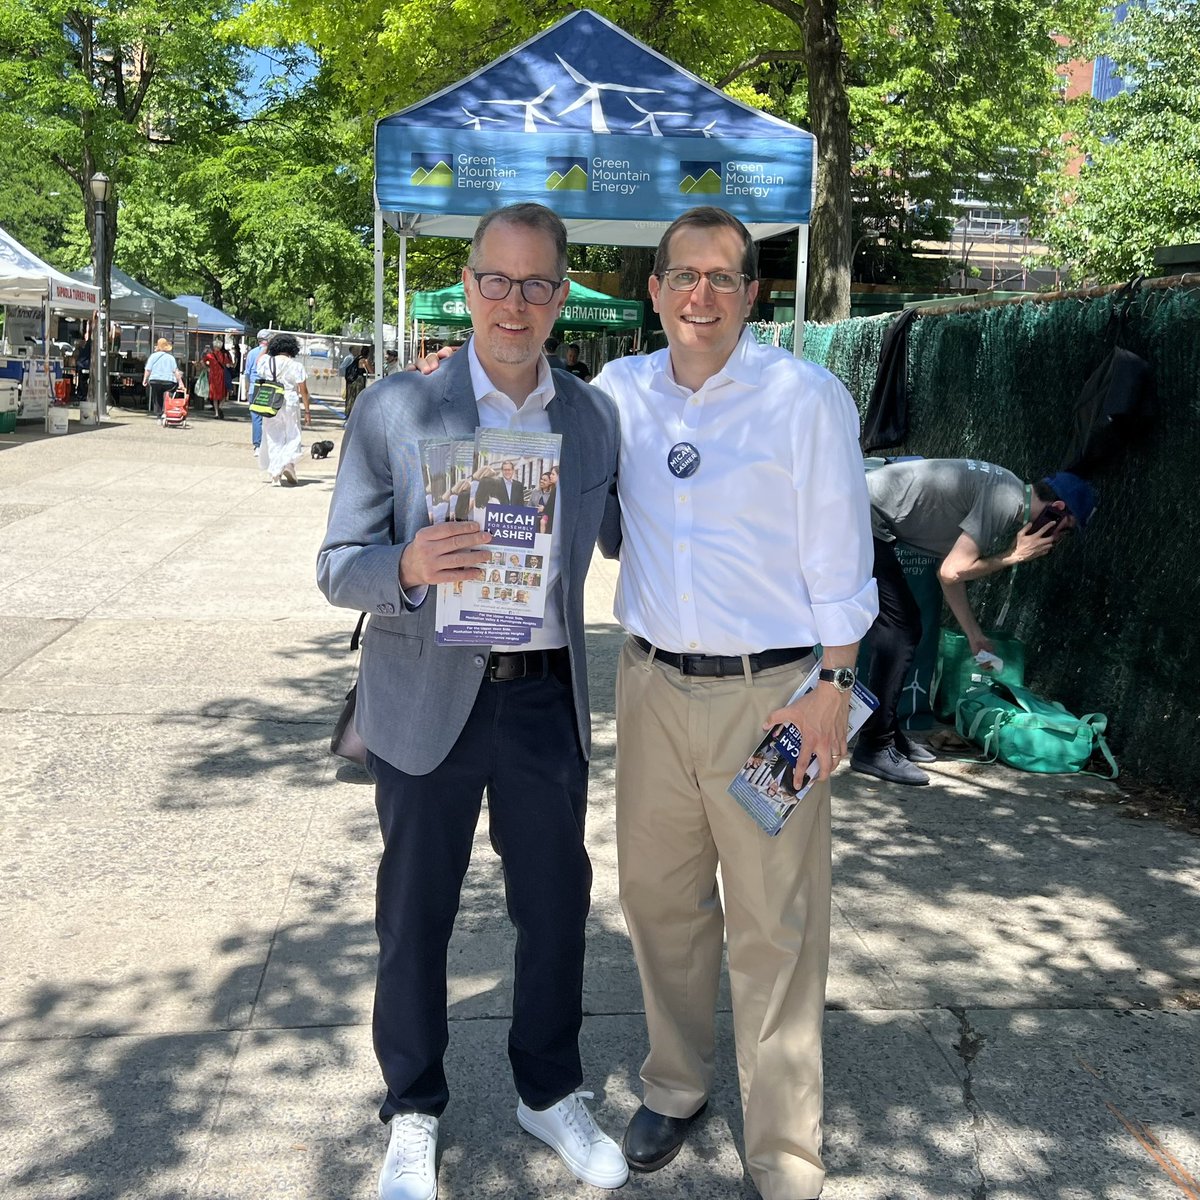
377,1167,437,1200
516,1105,629,1189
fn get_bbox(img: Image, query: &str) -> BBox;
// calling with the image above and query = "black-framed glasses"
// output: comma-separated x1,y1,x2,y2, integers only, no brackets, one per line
470,270,565,305
658,268,750,294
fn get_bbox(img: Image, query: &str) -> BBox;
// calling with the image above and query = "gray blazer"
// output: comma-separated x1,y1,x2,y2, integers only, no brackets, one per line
317,345,619,776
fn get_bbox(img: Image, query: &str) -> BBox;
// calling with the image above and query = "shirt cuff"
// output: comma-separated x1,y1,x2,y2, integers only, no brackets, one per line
400,582,428,610
811,578,880,648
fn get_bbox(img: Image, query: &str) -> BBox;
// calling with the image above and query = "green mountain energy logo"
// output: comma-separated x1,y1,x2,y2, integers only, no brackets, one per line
546,157,589,191
679,161,722,195
411,153,454,187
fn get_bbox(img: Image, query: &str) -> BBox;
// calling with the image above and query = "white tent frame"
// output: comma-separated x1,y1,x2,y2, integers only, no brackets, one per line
373,215,811,374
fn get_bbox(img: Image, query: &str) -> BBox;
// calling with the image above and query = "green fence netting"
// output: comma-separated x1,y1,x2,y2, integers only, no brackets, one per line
761,286,1200,798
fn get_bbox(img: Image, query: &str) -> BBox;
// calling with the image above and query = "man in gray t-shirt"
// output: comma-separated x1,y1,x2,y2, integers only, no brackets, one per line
853,460,1097,785
868,458,1026,559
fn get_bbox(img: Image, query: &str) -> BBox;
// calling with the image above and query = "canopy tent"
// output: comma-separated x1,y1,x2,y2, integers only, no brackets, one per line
173,295,244,334
411,279,643,330
71,266,189,326
0,225,98,313
372,8,816,366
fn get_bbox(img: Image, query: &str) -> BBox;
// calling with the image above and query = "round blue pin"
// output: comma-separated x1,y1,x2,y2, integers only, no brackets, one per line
667,441,701,479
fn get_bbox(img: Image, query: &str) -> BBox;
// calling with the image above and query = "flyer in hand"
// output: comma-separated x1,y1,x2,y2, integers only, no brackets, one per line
420,429,561,646
728,664,879,837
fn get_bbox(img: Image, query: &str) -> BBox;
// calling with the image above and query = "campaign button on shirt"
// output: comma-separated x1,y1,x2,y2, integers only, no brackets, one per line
667,442,701,478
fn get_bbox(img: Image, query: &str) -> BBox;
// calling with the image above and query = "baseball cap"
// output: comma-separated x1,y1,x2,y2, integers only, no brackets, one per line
257,328,271,341
1043,472,1097,531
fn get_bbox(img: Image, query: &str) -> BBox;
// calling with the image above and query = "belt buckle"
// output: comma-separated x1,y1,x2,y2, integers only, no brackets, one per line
489,653,527,683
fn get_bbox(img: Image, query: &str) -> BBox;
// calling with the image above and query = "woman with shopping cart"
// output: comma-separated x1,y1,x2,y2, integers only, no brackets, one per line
142,338,185,417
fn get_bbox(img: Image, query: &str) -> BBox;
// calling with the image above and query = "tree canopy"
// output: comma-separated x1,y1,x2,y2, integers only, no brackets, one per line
1040,0,1200,283
229,0,1097,318
0,0,1123,325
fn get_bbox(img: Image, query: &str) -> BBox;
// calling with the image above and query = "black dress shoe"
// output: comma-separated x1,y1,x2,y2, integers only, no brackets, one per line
621,1101,707,1172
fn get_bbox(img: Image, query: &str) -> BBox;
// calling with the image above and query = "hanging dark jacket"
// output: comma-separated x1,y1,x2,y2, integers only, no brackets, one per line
862,307,919,452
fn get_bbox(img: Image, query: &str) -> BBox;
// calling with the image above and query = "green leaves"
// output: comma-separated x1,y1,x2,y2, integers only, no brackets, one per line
1040,0,1200,282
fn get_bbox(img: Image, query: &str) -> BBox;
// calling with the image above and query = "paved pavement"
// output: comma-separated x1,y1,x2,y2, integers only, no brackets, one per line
1,402,1198,1200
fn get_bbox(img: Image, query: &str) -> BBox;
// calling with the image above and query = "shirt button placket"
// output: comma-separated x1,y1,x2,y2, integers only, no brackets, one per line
675,396,700,650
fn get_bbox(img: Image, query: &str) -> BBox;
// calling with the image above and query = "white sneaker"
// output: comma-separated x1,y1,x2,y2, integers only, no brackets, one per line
517,1090,629,1189
378,1113,438,1200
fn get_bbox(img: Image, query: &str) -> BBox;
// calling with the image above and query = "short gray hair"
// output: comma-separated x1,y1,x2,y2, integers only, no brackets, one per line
467,203,569,280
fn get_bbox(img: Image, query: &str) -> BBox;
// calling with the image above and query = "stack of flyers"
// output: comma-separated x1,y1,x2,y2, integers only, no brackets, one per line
420,428,562,646
728,663,879,837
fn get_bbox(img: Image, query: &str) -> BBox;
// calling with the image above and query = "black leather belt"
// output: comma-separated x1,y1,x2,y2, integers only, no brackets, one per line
631,635,812,678
486,646,569,682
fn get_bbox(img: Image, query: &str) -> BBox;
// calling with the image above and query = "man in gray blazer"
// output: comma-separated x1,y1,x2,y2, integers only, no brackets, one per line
317,203,625,1200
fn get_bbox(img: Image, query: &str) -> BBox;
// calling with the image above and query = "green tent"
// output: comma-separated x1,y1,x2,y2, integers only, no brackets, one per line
410,280,643,331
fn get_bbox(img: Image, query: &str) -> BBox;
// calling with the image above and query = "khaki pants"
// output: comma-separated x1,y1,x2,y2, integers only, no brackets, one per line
616,638,831,1200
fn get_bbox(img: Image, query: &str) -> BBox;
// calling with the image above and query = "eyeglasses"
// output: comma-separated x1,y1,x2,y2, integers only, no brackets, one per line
470,271,565,306
657,268,751,294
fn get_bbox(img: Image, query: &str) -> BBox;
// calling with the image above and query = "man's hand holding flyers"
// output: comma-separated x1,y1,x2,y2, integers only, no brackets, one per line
400,522,492,589
763,685,851,782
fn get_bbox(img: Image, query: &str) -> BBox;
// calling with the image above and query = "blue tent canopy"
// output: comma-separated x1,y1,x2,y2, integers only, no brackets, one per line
376,9,814,245
174,295,244,334
372,9,817,358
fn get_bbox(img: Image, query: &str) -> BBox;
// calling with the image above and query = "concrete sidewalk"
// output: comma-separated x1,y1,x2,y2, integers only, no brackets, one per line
1,406,1197,1200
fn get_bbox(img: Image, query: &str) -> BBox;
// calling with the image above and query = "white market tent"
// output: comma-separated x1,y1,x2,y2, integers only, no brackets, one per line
372,9,817,366
71,265,189,328
0,224,98,314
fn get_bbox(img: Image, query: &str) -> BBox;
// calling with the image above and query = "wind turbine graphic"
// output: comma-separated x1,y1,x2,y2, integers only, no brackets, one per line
554,54,662,134
481,84,559,133
460,105,503,131
627,98,689,137
684,119,719,138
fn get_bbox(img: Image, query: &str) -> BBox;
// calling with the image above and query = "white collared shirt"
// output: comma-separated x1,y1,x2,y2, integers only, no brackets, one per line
468,340,567,651
593,328,878,655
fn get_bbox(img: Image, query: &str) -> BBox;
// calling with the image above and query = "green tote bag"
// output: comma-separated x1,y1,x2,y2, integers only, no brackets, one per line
955,680,1118,778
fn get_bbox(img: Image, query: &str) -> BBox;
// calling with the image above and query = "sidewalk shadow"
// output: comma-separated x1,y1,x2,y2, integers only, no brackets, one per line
5,624,1199,1198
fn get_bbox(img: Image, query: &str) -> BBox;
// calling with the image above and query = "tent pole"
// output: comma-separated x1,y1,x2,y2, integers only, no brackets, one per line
373,208,385,382
397,234,408,364
793,223,809,356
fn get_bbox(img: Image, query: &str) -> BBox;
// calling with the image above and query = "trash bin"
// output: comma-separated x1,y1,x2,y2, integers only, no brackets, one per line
0,382,17,434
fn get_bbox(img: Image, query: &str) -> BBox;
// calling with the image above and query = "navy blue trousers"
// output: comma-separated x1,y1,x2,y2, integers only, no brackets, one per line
368,660,590,1121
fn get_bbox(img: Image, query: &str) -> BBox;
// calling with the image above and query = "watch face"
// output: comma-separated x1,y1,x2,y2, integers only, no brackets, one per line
832,667,855,691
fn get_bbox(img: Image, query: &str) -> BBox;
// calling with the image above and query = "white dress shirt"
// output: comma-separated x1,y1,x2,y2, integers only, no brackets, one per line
593,327,878,655
468,340,567,652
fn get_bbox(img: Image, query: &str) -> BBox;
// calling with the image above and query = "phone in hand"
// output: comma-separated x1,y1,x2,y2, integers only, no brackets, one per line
1029,505,1065,535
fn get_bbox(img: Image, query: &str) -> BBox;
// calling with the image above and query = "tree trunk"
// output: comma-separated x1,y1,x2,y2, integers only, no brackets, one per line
619,247,656,303
805,0,851,322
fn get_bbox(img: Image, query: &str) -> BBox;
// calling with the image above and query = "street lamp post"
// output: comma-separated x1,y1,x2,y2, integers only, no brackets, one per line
87,172,112,425
307,294,315,335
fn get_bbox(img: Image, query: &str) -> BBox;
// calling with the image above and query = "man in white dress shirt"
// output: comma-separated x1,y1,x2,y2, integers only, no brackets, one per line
594,207,878,1200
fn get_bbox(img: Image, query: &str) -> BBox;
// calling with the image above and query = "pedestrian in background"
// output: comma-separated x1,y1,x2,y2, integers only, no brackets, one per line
202,337,233,419
242,329,271,452
142,338,184,417
256,333,310,486
344,347,370,422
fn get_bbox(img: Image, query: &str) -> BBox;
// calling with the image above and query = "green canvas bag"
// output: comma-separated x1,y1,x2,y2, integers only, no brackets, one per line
955,680,1118,778
933,628,1027,722
249,356,286,417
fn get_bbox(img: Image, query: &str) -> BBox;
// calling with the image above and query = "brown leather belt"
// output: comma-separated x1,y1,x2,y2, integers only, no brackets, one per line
486,646,569,682
631,635,812,678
